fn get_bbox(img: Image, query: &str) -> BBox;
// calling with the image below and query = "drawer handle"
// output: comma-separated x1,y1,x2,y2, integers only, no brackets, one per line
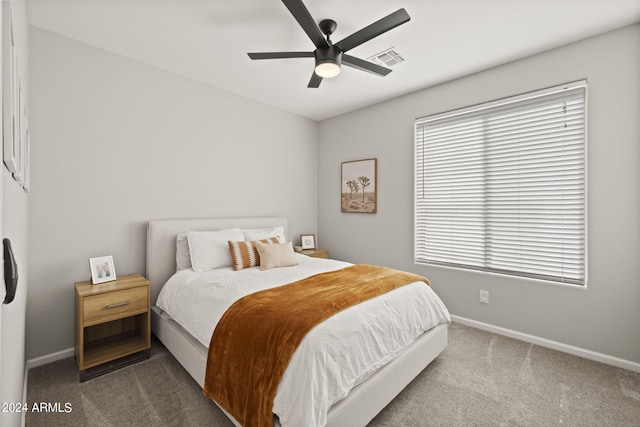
105,301,131,309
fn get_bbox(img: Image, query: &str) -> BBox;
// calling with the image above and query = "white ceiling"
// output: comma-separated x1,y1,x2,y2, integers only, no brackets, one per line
27,0,640,121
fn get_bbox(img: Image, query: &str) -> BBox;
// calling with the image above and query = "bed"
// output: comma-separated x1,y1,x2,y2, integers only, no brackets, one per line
147,217,450,427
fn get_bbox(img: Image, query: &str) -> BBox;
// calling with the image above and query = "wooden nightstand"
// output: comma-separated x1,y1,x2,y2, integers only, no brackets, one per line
300,249,329,259
75,273,151,381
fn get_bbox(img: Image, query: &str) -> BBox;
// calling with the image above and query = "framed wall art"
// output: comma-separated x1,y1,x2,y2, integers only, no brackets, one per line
341,158,377,213
3,7,19,174
16,82,28,187
22,129,30,192
13,78,23,183
2,3,29,192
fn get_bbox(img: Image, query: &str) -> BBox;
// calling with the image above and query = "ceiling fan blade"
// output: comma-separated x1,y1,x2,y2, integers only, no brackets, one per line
335,8,410,53
342,55,392,76
248,52,314,60
282,0,329,49
308,72,323,88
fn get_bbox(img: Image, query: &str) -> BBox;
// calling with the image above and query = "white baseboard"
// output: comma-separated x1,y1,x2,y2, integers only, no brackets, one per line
26,347,74,370
451,315,640,373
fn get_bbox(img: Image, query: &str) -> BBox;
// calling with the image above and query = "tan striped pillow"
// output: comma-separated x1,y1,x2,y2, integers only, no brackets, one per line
228,238,279,271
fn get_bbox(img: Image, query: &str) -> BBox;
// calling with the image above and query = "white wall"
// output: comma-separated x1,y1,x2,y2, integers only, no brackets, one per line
27,27,318,360
318,24,640,364
1,1,30,426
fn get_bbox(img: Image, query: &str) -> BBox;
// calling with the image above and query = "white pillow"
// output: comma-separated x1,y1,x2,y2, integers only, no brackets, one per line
187,228,244,272
176,233,192,271
255,241,298,270
242,226,286,243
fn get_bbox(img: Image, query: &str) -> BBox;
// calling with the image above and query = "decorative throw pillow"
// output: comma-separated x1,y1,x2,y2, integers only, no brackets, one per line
255,241,298,270
228,238,279,271
176,233,192,271
187,228,245,272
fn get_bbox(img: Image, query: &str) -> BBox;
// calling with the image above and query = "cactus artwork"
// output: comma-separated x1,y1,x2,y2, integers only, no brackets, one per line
341,158,377,213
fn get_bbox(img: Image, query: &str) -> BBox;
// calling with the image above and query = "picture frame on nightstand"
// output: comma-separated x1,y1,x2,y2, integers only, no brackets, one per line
89,255,117,284
300,234,316,250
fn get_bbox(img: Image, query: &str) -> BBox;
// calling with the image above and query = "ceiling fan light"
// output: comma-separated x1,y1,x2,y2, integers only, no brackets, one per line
315,60,341,78
314,46,343,79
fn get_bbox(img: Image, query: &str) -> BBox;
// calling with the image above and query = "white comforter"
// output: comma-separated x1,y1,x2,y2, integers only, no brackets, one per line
156,254,450,427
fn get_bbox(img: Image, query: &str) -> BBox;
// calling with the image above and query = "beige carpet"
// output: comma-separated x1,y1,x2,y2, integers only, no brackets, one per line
26,322,640,426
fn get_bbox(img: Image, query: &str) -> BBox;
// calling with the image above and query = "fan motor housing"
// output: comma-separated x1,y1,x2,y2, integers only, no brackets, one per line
314,46,343,66
314,45,343,78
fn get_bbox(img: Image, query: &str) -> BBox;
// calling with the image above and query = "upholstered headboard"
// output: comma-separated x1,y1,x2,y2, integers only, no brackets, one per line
146,217,288,305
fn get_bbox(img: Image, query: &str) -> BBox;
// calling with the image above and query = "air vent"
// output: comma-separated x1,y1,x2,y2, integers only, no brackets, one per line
367,48,405,67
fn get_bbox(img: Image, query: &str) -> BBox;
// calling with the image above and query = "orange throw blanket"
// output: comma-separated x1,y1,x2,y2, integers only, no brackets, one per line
203,264,430,427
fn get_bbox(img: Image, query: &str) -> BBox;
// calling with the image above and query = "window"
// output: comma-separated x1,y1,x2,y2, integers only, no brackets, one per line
415,81,586,285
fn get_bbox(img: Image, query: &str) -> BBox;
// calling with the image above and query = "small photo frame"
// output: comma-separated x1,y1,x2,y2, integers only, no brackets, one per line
300,234,316,250
89,255,117,285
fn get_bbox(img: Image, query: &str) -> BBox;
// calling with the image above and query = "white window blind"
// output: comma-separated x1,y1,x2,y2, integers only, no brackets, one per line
415,81,586,285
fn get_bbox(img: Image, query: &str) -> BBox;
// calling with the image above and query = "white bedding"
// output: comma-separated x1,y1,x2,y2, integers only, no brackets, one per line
156,254,450,427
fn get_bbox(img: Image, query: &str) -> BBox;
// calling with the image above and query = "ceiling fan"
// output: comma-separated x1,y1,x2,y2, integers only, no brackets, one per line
247,0,410,88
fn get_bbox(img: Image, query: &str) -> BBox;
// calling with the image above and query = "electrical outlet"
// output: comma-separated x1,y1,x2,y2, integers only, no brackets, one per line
480,290,489,304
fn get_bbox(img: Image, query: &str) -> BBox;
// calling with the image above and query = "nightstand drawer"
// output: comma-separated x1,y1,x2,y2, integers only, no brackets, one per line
83,286,148,325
